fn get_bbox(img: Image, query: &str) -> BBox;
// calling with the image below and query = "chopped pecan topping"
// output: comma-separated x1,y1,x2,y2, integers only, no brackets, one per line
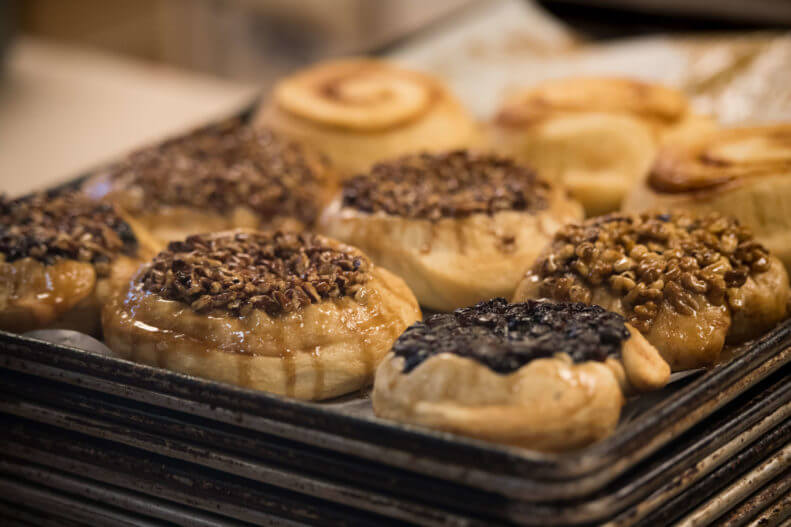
342,150,549,220
140,231,370,316
394,298,629,374
0,192,137,274
531,212,771,333
100,118,330,226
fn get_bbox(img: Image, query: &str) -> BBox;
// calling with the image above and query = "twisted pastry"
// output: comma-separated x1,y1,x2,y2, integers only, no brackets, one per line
255,59,481,176
623,125,791,273
489,77,713,215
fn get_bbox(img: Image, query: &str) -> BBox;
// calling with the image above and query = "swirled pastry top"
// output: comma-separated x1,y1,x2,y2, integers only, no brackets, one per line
94,118,331,226
495,77,689,127
273,59,442,132
0,192,137,275
393,298,630,374
649,125,791,193
139,231,371,317
530,212,771,333
341,151,550,220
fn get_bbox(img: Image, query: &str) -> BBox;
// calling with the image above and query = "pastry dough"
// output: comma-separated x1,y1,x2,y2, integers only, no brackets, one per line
513,211,790,370
102,230,421,400
0,192,159,335
373,298,669,451
83,118,337,243
489,77,713,215
623,124,791,273
319,150,583,311
255,58,481,176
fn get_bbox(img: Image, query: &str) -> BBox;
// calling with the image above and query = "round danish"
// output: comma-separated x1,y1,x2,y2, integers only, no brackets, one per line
254,58,481,176
0,192,159,335
513,212,790,371
319,150,583,312
623,125,791,273
102,230,421,400
373,298,670,451
488,77,713,215
83,118,337,242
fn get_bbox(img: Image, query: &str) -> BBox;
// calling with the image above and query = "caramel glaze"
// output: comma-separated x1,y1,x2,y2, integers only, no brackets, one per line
102,267,420,400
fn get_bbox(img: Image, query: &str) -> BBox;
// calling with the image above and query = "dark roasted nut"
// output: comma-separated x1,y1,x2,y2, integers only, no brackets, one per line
139,231,370,316
393,298,630,374
0,191,138,275
341,150,550,220
98,118,329,226
531,211,772,330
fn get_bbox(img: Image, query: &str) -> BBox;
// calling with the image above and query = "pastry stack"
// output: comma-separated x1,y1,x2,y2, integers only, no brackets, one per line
2,57,789,453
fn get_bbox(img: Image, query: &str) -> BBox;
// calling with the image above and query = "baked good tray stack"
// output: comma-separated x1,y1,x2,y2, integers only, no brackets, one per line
0,289,788,526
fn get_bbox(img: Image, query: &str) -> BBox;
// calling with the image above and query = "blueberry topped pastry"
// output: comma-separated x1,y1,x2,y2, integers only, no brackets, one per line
102,230,420,400
373,298,669,451
514,211,790,370
0,191,159,335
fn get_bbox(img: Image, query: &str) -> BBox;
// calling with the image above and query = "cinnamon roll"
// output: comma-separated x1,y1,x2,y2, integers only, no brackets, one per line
623,125,791,273
489,77,713,215
513,212,790,371
254,59,481,176
102,230,420,400
319,150,583,312
373,299,669,451
0,192,159,335
83,118,337,243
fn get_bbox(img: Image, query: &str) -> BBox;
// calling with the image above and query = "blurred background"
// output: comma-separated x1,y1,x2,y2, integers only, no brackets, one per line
1,0,791,194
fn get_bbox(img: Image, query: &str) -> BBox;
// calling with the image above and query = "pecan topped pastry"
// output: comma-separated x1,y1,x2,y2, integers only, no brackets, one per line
623,125,791,274
513,212,790,370
254,58,481,176
489,77,713,215
83,118,337,242
320,150,583,311
0,191,159,335
102,230,420,400
373,298,669,451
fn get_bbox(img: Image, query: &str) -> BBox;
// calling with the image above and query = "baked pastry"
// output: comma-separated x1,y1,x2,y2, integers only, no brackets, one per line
0,192,159,335
83,118,337,242
319,150,583,312
373,298,670,451
488,77,713,215
102,230,421,400
623,124,791,273
254,58,480,176
513,212,790,371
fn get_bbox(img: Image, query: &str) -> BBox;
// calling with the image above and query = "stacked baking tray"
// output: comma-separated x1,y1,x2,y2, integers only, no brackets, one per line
0,304,789,526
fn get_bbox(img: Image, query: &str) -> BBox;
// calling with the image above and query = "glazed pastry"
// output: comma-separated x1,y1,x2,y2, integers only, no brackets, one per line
623,125,791,273
489,77,713,215
513,212,790,371
373,298,670,451
83,118,336,242
254,58,480,176
319,150,583,312
102,230,421,400
0,192,159,335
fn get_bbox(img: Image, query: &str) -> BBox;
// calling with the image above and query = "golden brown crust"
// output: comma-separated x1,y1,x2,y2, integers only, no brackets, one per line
83,119,337,243
320,185,582,312
254,59,481,176
488,77,714,215
102,230,421,400
513,212,790,370
623,125,791,273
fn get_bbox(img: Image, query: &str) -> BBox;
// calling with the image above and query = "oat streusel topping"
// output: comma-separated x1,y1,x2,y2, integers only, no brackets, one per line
394,298,629,374
0,192,137,275
140,231,370,316
101,118,329,226
341,150,550,220
531,212,771,333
